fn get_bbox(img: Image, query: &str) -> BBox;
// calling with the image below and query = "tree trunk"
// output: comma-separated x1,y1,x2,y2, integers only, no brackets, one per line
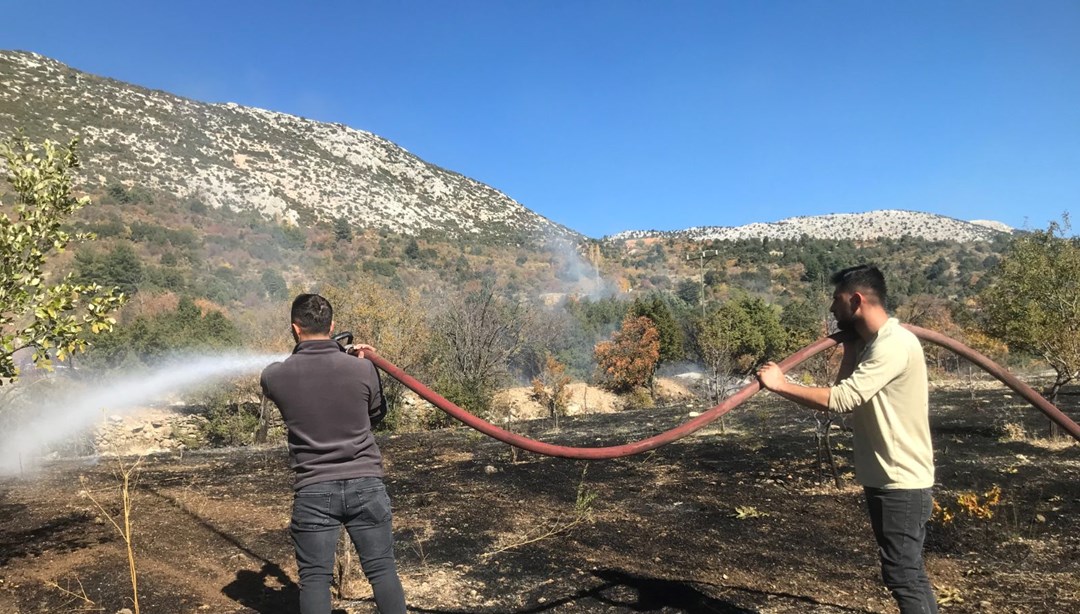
1045,378,1066,440
815,416,842,488
334,532,356,598
823,425,842,489
255,394,271,444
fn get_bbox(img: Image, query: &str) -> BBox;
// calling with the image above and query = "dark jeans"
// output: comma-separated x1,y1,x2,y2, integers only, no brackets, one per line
291,477,406,614
864,487,938,614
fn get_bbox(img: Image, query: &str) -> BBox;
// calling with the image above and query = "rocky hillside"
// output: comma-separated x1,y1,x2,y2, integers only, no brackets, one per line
0,50,577,243
1,50,1016,247
612,210,1013,243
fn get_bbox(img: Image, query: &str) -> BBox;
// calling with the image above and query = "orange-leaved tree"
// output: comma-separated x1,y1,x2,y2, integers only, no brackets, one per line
594,315,660,393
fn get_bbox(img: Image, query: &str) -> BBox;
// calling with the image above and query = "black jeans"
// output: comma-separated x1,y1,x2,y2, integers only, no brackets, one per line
864,487,938,614
291,477,406,614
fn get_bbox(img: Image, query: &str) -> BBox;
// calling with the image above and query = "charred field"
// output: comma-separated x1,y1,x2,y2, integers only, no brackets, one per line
1,381,1077,614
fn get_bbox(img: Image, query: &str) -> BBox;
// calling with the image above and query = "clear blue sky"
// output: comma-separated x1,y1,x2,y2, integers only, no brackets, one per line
4,1,1078,237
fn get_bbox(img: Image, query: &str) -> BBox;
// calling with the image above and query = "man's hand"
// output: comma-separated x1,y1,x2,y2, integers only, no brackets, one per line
348,344,377,359
756,362,786,392
836,340,859,383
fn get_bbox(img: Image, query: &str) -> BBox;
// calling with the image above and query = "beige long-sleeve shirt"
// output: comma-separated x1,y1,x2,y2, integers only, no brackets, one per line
828,318,934,489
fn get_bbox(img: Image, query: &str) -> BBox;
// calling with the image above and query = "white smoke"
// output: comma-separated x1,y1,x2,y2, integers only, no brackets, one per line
545,236,617,301
0,352,286,475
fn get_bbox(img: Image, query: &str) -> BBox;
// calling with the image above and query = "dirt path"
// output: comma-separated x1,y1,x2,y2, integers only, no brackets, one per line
1,383,1077,613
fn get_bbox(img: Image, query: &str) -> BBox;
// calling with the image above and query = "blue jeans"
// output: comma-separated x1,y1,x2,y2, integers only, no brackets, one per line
864,487,938,614
291,477,406,614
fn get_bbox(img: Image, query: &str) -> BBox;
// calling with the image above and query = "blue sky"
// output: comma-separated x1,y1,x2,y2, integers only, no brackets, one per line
3,1,1078,237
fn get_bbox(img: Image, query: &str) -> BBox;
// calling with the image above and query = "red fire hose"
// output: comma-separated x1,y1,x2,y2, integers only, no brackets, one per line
365,325,1080,459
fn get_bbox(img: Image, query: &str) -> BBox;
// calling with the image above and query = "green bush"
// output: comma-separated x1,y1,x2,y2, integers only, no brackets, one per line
188,376,265,447
627,387,655,409
83,296,242,368
201,403,261,446
75,244,145,296
362,259,397,277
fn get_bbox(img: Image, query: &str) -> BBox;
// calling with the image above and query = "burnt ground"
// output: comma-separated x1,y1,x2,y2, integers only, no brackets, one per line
1,381,1078,614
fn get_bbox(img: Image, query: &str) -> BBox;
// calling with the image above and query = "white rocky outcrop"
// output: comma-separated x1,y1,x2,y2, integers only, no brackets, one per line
612,210,1012,243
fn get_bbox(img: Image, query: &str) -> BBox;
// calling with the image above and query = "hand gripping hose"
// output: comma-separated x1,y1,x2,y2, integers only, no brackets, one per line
365,325,1080,459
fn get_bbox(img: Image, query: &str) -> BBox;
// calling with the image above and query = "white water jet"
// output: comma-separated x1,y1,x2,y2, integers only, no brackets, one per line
0,352,287,475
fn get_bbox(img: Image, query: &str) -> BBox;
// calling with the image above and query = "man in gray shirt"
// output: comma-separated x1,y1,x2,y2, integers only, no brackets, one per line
261,293,406,614
757,265,937,614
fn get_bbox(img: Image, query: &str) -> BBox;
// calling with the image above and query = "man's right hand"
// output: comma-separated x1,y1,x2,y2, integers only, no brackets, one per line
756,362,786,392
348,344,376,359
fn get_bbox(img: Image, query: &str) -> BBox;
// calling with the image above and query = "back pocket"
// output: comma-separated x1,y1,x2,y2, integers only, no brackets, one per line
359,488,392,525
291,493,333,530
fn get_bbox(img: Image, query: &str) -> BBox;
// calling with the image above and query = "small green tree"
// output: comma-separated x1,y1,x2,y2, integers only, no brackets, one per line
1,137,124,380
260,269,289,300
333,216,353,243
693,301,754,403
739,295,787,360
630,293,684,363
979,216,1080,433
675,278,701,307
780,298,823,353
75,243,144,296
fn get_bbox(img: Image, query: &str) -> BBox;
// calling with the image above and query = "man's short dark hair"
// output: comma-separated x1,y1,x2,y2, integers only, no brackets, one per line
291,293,333,335
831,265,887,306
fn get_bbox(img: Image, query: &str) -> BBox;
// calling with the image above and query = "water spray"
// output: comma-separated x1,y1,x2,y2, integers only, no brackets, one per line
0,352,286,475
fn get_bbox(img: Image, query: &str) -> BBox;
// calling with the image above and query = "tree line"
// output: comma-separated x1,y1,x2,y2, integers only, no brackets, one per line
3,137,1077,440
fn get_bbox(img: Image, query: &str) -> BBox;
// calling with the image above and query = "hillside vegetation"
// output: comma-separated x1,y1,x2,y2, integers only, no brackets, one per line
0,49,1063,449
32,181,1018,413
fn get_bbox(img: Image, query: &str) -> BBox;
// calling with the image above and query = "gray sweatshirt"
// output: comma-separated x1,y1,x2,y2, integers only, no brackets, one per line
261,339,386,490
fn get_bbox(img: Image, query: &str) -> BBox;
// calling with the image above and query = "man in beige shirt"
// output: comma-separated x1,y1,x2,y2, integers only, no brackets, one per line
757,265,937,614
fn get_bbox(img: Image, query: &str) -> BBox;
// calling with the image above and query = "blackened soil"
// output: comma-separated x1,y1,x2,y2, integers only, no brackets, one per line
1,382,1077,613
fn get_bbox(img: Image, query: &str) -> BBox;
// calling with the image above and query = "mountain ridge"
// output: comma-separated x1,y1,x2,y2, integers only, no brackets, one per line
1,50,1014,245
610,209,1012,243
0,50,577,243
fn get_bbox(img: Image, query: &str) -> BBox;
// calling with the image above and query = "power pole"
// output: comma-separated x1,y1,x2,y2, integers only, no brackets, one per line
589,243,601,288
686,249,721,316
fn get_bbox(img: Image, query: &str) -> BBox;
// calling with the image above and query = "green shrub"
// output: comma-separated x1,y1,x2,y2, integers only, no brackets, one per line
201,402,261,446
627,387,655,409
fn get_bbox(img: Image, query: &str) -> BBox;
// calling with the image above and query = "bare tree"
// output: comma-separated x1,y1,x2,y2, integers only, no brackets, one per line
431,281,528,419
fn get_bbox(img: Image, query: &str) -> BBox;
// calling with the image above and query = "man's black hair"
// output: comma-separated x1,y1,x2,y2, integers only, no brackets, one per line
291,293,333,335
830,265,887,306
